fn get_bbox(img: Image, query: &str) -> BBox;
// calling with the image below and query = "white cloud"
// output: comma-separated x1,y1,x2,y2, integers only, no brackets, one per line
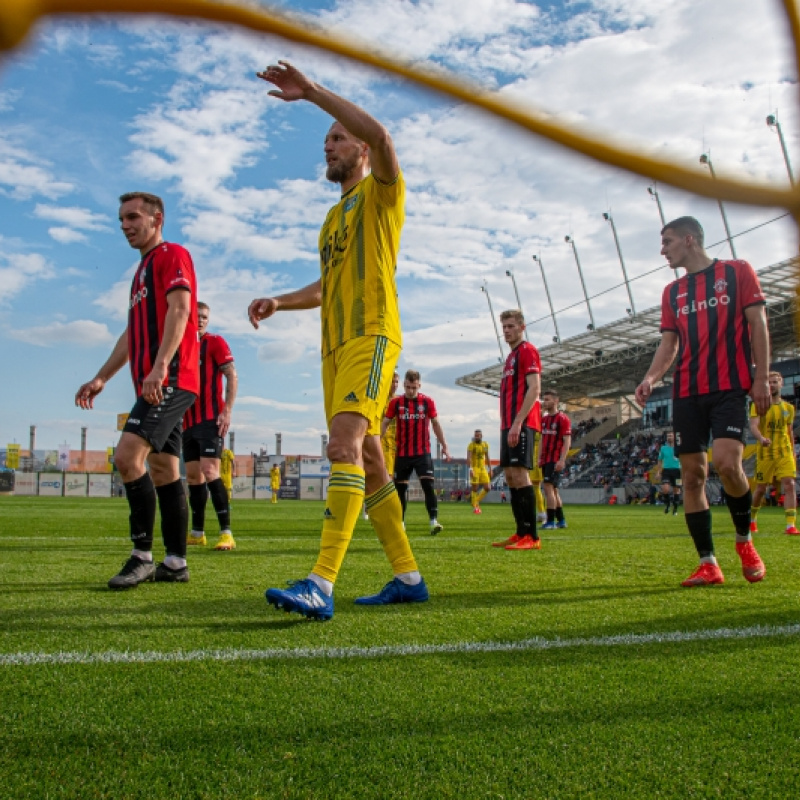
48,227,88,244
0,250,55,302
34,204,112,231
0,136,73,200
9,319,115,347
237,395,311,412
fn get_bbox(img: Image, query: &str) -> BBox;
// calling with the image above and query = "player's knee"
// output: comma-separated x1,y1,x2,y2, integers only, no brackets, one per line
327,437,360,464
200,461,220,482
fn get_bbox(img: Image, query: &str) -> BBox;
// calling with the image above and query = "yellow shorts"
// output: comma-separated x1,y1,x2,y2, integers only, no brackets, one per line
755,455,797,484
322,335,400,436
471,468,490,486
528,465,543,482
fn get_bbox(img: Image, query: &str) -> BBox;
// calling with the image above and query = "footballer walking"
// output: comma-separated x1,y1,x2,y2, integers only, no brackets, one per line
635,216,770,586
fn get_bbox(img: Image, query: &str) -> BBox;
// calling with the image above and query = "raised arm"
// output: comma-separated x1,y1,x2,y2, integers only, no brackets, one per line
257,61,398,183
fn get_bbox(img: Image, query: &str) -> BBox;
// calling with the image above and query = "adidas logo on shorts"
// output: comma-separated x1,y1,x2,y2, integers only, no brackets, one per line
344,392,359,403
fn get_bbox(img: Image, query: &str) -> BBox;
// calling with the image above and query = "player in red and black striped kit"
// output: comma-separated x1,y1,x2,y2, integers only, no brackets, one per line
492,309,542,551
636,216,770,587
383,370,451,534
184,302,238,552
76,192,199,590
538,390,572,530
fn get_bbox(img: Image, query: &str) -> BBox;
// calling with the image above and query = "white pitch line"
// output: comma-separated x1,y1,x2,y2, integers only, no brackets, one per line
2,623,800,667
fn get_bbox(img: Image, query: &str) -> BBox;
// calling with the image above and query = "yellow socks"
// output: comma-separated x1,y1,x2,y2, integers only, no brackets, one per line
312,464,365,583
365,481,418,575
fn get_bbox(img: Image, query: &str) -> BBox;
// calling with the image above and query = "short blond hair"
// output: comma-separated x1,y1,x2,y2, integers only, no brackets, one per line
499,309,524,325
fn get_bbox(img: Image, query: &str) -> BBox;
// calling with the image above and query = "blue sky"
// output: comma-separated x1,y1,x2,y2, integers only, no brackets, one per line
0,0,798,459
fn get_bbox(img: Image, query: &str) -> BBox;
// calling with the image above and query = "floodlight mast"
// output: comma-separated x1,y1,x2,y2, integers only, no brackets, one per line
505,269,529,340
647,184,667,227
603,212,636,316
481,281,505,362
767,112,795,186
699,153,737,259
565,235,596,330
532,254,561,343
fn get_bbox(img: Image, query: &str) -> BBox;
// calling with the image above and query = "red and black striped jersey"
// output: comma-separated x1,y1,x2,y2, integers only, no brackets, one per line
500,341,541,431
183,333,234,429
386,393,438,457
127,242,199,397
660,259,765,399
539,411,571,465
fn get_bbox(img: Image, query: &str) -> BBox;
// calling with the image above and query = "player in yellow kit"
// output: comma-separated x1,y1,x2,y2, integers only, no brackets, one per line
749,371,798,535
219,447,235,500
270,463,281,505
467,430,490,514
248,61,426,621
381,372,400,477
528,432,547,524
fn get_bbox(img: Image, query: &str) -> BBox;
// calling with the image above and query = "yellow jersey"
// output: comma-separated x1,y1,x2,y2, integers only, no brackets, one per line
750,400,795,460
468,440,490,469
270,467,281,488
382,395,397,451
318,171,404,357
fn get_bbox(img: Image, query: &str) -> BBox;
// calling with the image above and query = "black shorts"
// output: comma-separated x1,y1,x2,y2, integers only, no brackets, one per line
499,427,535,470
182,419,223,462
394,453,434,482
541,462,562,487
123,388,196,457
661,468,682,487
673,389,748,455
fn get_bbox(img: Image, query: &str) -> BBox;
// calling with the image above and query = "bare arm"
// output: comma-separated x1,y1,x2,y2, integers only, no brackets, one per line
746,304,770,416
381,416,390,437
257,61,399,183
248,279,322,329
749,413,769,445
75,330,129,410
557,434,572,470
508,372,541,447
431,418,450,460
217,362,238,438
634,332,679,405
141,288,192,405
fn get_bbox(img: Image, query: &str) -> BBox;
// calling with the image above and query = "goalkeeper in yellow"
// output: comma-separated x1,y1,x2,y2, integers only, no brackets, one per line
467,430,491,514
749,371,798,535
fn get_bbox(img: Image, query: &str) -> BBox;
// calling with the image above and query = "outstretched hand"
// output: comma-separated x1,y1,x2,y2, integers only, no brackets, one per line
248,297,278,329
256,60,314,102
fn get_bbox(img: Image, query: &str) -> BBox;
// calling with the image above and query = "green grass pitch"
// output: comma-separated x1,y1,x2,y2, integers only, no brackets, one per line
1,496,799,799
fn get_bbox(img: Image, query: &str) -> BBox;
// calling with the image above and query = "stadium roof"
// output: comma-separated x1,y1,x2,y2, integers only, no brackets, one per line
456,256,799,407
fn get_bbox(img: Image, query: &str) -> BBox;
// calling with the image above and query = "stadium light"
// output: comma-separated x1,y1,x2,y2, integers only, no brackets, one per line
767,112,795,186
564,235,596,331
647,184,667,227
699,154,737,258
602,212,636,317
481,281,505,362
532,254,561,344
504,269,529,340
